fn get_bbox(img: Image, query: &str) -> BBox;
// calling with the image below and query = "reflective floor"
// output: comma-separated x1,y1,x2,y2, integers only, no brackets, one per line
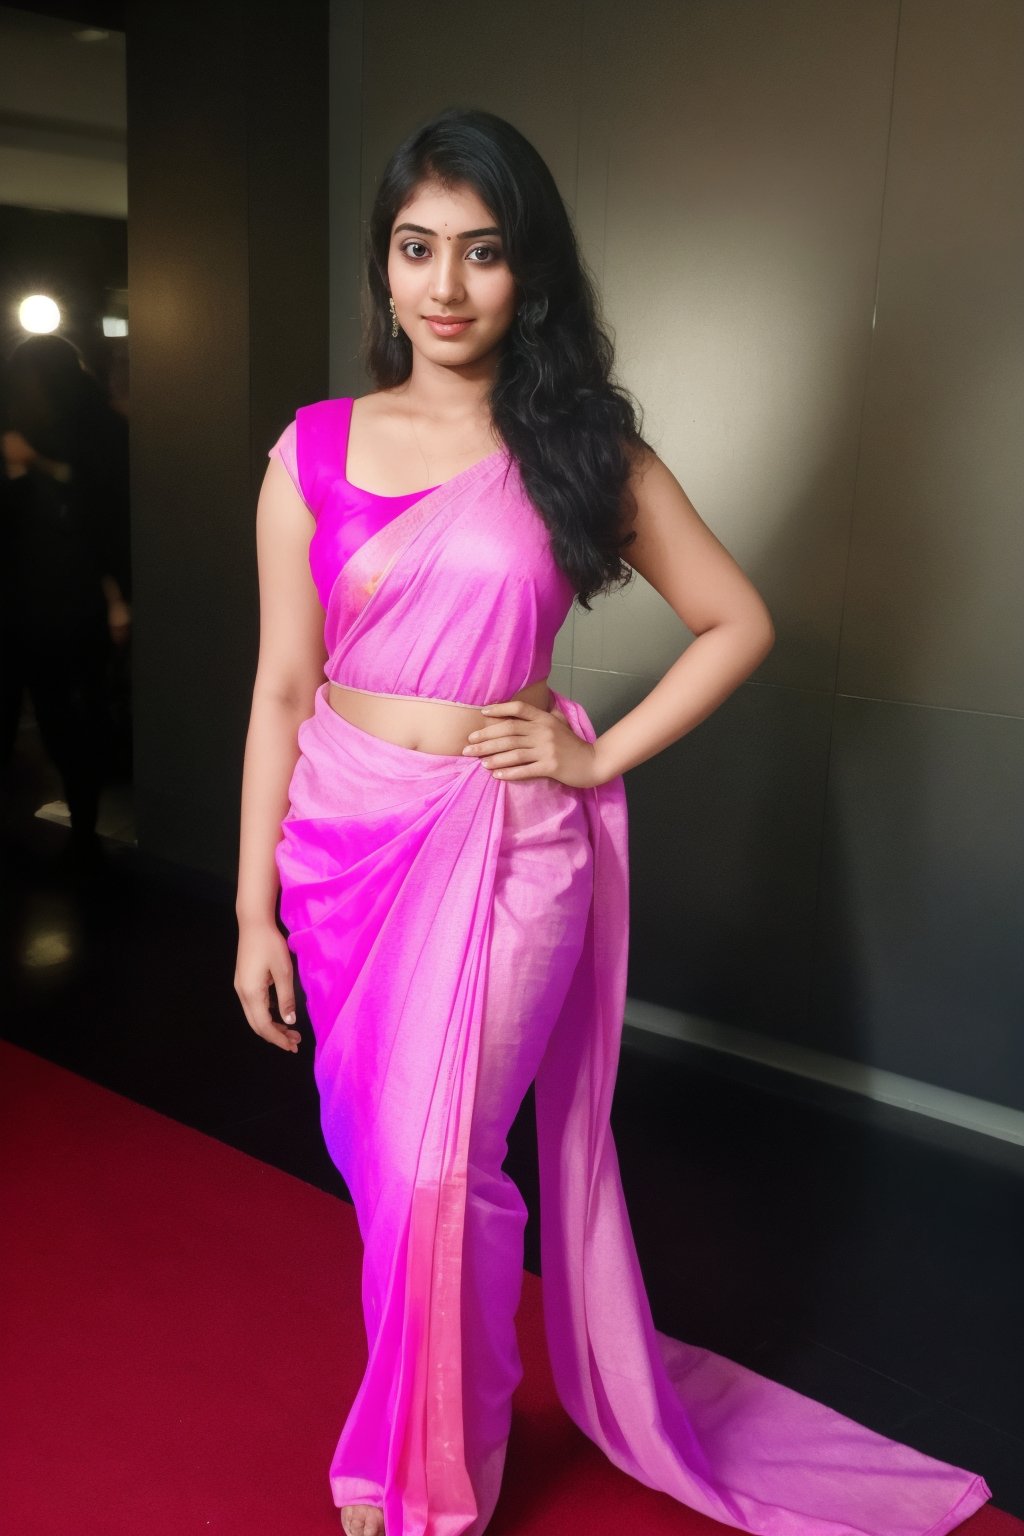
3,732,1022,1520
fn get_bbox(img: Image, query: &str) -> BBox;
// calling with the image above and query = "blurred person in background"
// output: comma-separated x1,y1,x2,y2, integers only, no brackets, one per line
0,333,131,871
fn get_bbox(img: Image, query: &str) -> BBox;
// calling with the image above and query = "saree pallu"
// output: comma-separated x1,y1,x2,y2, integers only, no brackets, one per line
270,399,992,1536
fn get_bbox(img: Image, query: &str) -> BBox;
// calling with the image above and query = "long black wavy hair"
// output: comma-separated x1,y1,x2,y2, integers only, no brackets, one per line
362,107,655,610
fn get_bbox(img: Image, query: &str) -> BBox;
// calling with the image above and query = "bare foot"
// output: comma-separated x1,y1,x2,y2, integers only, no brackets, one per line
341,1504,384,1536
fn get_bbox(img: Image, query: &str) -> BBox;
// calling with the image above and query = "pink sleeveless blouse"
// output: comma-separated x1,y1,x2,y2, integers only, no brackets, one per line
267,396,576,708
268,396,439,610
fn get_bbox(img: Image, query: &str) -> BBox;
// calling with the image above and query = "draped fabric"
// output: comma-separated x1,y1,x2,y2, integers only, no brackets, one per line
269,400,992,1536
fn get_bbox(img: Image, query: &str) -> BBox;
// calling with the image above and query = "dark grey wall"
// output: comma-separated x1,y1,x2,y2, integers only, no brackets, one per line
125,0,329,879
346,0,1023,1111
123,0,1021,1114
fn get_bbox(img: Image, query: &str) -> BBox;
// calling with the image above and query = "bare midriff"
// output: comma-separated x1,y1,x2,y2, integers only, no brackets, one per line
326,677,553,755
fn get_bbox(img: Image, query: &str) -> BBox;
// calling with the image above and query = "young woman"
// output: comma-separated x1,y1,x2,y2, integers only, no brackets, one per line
234,109,990,1536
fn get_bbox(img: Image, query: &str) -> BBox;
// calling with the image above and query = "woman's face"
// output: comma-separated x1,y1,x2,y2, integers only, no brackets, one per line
387,180,518,370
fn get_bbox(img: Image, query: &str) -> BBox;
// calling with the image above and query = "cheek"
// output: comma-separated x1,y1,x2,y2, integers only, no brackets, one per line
477,272,517,317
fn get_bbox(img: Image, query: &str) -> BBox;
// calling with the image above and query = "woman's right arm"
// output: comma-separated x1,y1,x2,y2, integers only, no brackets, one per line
234,453,326,1054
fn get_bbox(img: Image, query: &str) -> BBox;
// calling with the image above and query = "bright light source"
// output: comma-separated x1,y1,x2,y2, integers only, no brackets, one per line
19,295,61,334
102,316,128,337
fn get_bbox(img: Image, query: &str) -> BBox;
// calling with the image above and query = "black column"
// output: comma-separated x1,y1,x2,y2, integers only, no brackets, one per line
125,0,329,879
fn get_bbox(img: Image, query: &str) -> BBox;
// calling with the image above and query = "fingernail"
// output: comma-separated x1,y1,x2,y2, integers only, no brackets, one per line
284,1011,296,1024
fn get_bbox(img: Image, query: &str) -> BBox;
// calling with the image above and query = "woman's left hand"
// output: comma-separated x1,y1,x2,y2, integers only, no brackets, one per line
462,699,602,788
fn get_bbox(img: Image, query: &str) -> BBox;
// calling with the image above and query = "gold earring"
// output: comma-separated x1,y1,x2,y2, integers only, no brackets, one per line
389,297,399,338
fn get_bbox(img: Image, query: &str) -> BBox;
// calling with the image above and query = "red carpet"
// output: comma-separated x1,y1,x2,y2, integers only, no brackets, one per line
0,1040,1013,1536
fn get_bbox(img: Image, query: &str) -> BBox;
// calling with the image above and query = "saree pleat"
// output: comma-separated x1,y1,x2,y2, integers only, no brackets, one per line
278,693,505,1534
532,705,990,1536
277,682,599,1536
270,399,991,1536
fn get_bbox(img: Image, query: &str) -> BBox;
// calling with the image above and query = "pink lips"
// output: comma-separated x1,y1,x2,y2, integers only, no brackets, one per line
425,318,473,336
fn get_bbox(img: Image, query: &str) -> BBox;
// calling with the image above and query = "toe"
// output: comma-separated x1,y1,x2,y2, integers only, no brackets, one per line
341,1502,384,1536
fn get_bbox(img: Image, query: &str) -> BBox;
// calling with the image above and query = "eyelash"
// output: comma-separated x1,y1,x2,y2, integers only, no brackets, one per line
400,240,500,264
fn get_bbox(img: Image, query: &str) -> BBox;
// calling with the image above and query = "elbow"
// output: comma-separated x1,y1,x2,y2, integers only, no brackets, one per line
754,592,775,647
253,670,321,714
747,604,775,668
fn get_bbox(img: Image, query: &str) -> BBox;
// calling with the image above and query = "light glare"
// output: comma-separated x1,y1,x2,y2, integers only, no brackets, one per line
19,295,61,334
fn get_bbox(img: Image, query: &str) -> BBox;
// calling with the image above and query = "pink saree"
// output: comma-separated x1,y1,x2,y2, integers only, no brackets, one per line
269,399,991,1536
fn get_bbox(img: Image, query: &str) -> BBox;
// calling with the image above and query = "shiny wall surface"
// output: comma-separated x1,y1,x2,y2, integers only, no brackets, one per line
342,0,1023,1108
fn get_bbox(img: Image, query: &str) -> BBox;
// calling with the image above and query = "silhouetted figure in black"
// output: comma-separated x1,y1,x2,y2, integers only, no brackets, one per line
0,334,131,868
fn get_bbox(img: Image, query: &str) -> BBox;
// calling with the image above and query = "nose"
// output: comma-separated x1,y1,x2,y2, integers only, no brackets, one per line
428,249,466,303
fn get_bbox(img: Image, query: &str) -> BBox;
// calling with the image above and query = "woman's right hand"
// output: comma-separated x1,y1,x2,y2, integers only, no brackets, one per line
234,918,302,1053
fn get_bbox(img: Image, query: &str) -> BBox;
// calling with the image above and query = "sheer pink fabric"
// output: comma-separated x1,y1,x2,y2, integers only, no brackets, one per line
269,399,440,610
269,399,992,1536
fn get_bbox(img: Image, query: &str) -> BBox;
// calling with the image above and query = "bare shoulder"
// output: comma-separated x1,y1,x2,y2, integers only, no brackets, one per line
622,438,660,494
261,449,314,526
620,443,707,573
619,441,774,640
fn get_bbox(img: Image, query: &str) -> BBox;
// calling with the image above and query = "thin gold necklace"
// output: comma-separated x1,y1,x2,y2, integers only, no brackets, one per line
407,403,434,485
406,399,500,482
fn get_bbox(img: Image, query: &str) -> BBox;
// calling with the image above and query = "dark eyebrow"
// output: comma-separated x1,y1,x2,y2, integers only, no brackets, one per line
393,223,502,240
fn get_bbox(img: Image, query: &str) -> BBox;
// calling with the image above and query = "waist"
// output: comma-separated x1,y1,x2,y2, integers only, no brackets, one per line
326,678,553,756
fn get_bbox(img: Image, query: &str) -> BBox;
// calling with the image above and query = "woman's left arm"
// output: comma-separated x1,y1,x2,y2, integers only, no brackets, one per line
468,447,775,788
589,447,775,784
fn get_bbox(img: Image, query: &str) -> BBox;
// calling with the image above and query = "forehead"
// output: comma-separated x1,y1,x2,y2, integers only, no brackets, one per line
393,180,496,229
